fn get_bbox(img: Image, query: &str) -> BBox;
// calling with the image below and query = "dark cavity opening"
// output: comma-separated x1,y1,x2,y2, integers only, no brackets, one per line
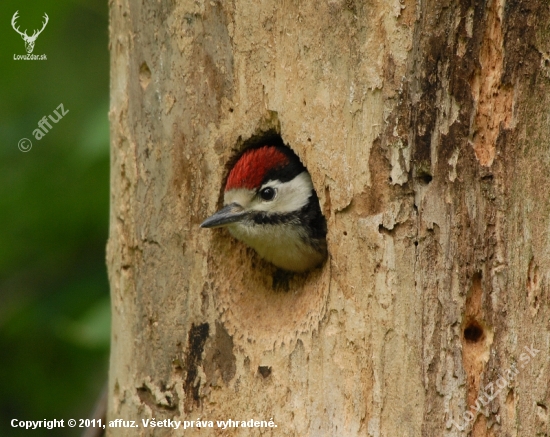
463,321,484,343
258,366,272,378
417,172,433,184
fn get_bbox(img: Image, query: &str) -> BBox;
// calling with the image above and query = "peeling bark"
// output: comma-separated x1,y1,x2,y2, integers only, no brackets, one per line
471,0,513,166
108,0,550,435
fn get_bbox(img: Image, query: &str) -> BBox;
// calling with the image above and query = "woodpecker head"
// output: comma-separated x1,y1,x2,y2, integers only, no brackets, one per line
201,145,327,272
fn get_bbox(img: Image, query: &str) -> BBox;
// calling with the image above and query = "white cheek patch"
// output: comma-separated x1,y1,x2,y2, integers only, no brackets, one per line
253,171,313,213
224,171,314,214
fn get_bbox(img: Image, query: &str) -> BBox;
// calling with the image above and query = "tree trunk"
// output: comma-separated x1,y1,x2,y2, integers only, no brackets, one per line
107,0,550,435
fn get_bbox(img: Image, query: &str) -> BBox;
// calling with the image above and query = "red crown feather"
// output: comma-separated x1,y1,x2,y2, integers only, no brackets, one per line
225,146,289,191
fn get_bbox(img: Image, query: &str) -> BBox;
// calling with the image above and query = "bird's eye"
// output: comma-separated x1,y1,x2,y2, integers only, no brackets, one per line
259,187,276,201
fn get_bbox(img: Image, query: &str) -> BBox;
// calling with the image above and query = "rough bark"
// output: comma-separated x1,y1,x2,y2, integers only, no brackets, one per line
108,0,550,435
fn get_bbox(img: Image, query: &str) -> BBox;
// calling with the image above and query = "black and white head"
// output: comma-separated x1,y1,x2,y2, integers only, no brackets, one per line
201,145,327,272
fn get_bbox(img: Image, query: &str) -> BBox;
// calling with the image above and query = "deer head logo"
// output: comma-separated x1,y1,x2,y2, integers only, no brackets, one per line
11,11,49,54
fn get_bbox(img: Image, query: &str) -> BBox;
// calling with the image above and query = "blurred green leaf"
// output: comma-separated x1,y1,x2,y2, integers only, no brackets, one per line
0,0,111,435
57,296,111,349
78,101,110,162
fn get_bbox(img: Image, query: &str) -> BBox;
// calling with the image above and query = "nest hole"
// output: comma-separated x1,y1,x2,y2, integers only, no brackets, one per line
463,321,484,343
258,366,272,378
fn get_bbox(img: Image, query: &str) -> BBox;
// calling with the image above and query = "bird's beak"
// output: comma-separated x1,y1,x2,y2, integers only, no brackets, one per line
200,203,248,228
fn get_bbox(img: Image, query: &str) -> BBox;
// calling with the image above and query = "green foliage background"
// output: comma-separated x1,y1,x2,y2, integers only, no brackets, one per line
0,1,110,435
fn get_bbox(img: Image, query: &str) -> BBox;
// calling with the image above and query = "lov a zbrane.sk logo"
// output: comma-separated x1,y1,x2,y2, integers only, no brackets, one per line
12,11,48,60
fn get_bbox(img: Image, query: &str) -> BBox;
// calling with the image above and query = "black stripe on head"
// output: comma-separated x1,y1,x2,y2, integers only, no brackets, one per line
249,190,327,239
260,145,306,186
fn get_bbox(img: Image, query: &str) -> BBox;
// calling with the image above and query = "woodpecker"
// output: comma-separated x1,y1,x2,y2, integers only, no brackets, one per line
201,144,327,272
